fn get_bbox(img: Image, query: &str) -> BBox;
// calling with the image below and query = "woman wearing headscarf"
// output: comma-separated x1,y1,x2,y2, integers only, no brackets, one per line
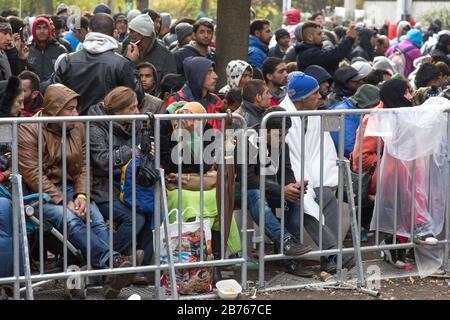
162,102,241,286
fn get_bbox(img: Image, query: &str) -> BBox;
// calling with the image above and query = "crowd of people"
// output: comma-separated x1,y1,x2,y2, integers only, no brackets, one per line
1,2,450,298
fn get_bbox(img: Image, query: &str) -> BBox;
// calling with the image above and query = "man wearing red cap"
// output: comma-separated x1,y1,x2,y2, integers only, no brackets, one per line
27,16,67,82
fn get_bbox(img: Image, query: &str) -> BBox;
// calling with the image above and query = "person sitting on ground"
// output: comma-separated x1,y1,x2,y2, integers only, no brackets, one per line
352,78,414,268
221,87,242,113
296,21,357,75
304,64,334,110
158,73,185,103
233,79,271,128
0,76,24,281
89,87,156,285
280,72,355,274
262,57,288,106
328,65,362,107
329,84,380,157
166,56,222,130
18,84,142,299
235,106,314,277
218,60,253,96
18,70,43,117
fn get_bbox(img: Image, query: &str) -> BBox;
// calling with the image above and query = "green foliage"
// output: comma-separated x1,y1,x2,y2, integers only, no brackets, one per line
420,8,450,30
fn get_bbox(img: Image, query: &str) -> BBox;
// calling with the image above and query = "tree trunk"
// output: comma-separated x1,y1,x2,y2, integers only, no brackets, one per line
136,0,148,11
215,0,251,89
42,0,53,15
201,0,210,13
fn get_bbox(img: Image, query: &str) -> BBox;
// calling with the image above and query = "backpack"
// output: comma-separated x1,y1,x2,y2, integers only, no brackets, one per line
119,119,159,215
388,45,416,76
119,155,156,215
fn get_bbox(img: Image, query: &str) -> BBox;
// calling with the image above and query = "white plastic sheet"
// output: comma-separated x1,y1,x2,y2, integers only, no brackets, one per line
366,97,450,276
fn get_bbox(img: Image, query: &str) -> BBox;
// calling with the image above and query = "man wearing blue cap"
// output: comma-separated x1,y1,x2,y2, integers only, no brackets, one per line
280,72,355,274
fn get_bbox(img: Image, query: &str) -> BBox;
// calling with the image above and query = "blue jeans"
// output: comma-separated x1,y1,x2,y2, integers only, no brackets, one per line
42,186,113,269
97,201,154,265
235,183,292,247
0,198,24,277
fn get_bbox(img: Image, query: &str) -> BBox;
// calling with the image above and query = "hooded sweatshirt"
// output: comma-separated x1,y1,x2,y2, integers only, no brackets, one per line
390,21,411,46
28,17,67,82
284,9,301,47
165,56,222,130
219,60,252,95
83,32,118,54
350,28,376,62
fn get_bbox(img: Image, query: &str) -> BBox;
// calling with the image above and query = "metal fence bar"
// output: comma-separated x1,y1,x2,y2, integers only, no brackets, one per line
199,120,204,262
154,117,162,299
38,123,44,275
220,119,225,259
280,119,286,250
445,116,450,272
357,115,363,239
62,122,68,272
108,121,114,269
131,120,137,267
319,115,324,251
336,115,345,283
85,122,91,270
375,137,381,245
12,122,20,300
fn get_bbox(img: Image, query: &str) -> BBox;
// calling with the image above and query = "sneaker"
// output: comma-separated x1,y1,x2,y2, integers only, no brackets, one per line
414,233,439,245
380,238,406,269
322,255,355,274
414,222,438,245
283,238,312,257
285,260,315,278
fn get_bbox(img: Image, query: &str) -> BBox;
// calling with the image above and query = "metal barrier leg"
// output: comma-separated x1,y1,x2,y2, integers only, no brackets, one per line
159,169,179,300
331,159,379,297
11,174,34,300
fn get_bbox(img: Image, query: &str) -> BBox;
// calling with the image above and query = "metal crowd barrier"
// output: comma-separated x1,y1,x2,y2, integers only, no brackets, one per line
1,106,450,300
0,112,248,300
257,107,450,295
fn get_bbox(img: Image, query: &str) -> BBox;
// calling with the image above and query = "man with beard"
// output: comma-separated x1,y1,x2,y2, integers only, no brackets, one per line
174,19,215,76
262,57,288,106
18,70,43,116
248,19,273,70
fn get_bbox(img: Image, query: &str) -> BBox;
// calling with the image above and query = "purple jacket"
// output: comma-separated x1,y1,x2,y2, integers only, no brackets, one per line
385,39,421,77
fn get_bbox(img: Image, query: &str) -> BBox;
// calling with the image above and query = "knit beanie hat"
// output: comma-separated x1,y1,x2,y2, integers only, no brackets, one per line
287,71,319,101
406,28,423,47
56,3,69,15
129,14,154,37
349,84,380,109
226,60,252,89
175,22,193,43
93,3,111,15
304,65,333,86
275,28,290,42
127,9,141,23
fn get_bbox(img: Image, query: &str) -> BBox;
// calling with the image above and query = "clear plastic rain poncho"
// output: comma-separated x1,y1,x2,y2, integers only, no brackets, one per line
365,97,450,277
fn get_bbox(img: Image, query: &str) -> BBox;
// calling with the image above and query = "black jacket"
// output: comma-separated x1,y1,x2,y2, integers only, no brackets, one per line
296,36,355,74
268,44,286,60
138,39,177,92
236,130,296,204
53,47,144,115
233,100,266,129
27,40,67,82
174,44,216,76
